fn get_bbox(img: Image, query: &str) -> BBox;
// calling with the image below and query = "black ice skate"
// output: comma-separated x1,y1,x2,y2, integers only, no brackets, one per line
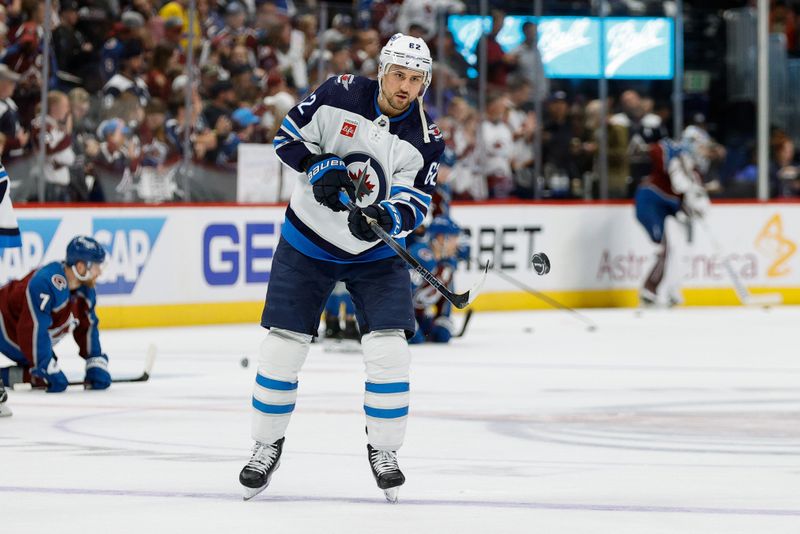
0,382,11,417
341,318,361,343
239,437,284,500
324,317,343,340
367,443,405,503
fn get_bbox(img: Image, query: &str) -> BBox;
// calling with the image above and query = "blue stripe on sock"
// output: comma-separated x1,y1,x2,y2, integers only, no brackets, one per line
363,405,409,419
365,382,409,394
256,374,298,391
252,397,295,414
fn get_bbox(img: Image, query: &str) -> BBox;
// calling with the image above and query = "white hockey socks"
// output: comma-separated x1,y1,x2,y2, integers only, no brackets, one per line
251,328,311,444
362,329,411,451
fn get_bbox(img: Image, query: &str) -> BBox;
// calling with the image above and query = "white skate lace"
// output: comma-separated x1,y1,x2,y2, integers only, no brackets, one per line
245,442,279,474
370,449,399,476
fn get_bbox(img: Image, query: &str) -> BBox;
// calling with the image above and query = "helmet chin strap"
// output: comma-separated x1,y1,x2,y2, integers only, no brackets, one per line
71,262,93,283
418,95,429,143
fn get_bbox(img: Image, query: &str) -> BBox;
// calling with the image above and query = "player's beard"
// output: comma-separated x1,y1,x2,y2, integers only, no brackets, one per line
82,278,97,289
380,87,412,114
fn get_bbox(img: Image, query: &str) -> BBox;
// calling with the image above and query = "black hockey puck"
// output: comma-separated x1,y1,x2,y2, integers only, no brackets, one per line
531,253,550,275
241,357,250,368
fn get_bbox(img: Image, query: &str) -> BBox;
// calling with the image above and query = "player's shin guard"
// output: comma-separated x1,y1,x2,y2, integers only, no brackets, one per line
251,328,312,444
362,329,411,451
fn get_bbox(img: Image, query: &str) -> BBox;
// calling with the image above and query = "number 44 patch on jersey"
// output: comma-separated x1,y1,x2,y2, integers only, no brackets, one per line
340,120,358,138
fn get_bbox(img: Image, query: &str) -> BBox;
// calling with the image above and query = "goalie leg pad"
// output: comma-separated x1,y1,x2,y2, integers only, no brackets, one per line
362,329,411,451
251,328,312,444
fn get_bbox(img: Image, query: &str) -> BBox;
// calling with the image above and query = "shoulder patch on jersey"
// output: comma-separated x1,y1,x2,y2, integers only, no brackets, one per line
335,74,356,90
428,123,443,141
51,274,67,291
419,247,435,262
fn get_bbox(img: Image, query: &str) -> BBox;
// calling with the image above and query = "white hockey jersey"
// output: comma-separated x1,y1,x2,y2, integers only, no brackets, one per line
274,74,444,263
0,162,21,249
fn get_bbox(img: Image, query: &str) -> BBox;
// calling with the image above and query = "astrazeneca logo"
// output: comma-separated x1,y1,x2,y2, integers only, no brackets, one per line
755,214,796,278
93,217,165,295
0,218,61,285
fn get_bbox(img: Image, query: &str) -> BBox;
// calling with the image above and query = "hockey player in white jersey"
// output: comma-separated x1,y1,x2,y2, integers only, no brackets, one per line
239,33,444,503
0,161,20,416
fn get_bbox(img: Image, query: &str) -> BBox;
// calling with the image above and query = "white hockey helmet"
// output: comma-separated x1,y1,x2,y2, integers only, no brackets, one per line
681,125,713,173
378,33,433,97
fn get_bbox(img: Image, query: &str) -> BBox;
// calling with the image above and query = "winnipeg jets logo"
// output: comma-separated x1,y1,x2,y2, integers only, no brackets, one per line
348,159,376,201
343,153,387,207
428,123,443,140
335,74,355,90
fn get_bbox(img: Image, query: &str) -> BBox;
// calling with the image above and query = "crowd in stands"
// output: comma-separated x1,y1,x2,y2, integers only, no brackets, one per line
0,0,798,202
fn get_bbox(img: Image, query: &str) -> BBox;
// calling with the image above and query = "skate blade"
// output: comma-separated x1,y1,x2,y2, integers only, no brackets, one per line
383,487,400,503
242,484,267,501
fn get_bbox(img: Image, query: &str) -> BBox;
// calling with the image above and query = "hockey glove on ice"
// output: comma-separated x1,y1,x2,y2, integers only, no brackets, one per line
84,354,111,390
31,357,68,393
305,153,355,212
347,203,397,242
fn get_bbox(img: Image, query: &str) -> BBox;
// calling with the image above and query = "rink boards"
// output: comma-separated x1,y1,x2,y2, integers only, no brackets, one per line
4,201,799,328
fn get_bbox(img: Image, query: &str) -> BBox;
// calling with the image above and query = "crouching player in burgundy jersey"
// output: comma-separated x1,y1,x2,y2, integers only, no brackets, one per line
408,216,468,344
0,236,111,399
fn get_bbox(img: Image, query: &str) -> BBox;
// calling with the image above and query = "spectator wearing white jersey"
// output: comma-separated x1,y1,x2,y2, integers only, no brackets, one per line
481,93,515,198
31,91,76,202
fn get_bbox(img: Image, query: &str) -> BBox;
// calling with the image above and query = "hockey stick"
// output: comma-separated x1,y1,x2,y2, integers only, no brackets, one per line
339,191,489,309
489,266,598,331
698,219,783,306
15,344,158,391
453,308,474,338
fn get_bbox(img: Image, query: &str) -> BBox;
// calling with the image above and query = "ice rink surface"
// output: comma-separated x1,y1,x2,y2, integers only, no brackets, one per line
2,307,799,533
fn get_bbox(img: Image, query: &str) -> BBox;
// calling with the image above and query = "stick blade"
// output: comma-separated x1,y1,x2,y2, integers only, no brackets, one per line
463,261,490,307
141,344,157,379
742,293,783,306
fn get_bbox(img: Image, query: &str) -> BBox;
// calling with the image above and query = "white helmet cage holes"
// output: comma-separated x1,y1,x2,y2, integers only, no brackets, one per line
378,33,433,98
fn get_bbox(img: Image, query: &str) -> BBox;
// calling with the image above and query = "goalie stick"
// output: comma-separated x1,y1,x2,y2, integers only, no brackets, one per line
698,219,782,306
338,191,489,309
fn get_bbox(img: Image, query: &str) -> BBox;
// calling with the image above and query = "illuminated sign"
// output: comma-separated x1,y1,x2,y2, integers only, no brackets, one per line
448,15,674,80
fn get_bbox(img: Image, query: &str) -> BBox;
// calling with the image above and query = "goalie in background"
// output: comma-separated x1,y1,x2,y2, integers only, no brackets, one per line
408,216,469,344
634,126,723,307
322,282,360,344
0,236,112,394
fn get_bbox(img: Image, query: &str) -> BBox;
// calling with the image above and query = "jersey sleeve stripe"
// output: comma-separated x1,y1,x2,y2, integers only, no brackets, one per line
390,184,431,206
281,116,304,140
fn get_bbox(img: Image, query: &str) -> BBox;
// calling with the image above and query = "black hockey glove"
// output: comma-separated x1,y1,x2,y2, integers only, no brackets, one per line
304,153,355,212
347,204,396,242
